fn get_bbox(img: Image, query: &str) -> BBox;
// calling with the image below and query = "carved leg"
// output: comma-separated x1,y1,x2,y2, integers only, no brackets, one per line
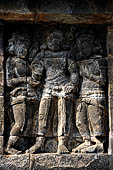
72,101,92,153
6,102,26,154
88,104,105,139
57,136,69,154
57,98,69,154
87,103,105,153
6,136,22,154
26,97,51,154
76,101,90,140
26,136,45,154
73,102,105,153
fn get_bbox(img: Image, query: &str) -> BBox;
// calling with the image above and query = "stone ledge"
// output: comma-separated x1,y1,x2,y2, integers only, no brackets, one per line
0,154,29,170
0,154,112,170
0,0,113,23
0,12,113,24
30,153,109,170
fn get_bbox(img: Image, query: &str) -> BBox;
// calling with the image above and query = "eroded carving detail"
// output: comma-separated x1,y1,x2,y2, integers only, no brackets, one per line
5,26,107,154
5,32,38,154
26,29,79,154
72,31,107,153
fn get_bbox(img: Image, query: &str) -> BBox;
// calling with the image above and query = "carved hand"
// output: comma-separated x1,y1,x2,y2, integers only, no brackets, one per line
53,86,62,91
64,83,74,94
8,77,26,86
27,77,40,87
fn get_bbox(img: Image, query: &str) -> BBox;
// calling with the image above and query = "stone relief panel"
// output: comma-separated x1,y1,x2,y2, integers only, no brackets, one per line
4,24,108,154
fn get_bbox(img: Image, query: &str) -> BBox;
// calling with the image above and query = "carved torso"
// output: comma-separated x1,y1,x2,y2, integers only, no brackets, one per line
6,57,31,102
14,58,27,77
79,57,107,98
32,50,77,97
44,51,69,87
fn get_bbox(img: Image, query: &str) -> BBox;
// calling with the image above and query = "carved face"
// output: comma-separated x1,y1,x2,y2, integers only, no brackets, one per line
46,30,63,51
76,38,93,59
7,40,15,55
7,33,30,59
14,39,29,59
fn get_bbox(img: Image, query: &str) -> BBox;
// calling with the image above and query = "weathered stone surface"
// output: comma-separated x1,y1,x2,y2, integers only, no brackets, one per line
0,154,111,170
0,121,4,136
108,27,113,58
0,2,111,170
30,154,110,170
0,71,4,95
0,0,113,23
107,30,113,153
109,135,113,154
108,57,113,88
0,96,5,136
0,155,29,170
0,23,4,154
109,154,113,170
0,23,4,96
108,96,113,154
106,27,113,154
4,25,107,155
0,136,3,154
108,57,113,154
35,13,113,24
0,0,113,14
0,13,113,24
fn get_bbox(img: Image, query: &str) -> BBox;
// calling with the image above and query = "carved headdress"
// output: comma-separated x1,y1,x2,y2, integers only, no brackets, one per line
9,32,31,47
74,29,103,60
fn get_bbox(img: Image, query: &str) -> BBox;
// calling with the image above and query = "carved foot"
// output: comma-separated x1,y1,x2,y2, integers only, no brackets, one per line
57,145,69,154
72,140,92,153
26,144,43,154
80,143,104,153
5,147,22,155
96,143,104,153
26,137,45,154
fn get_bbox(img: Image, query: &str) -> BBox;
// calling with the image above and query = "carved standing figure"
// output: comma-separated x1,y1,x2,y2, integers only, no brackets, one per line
72,31,107,153
26,29,79,154
6,32,35,154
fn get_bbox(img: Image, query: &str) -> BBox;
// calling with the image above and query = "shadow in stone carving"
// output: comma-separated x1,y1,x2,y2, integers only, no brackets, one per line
4,23,108,154
26,0,42,12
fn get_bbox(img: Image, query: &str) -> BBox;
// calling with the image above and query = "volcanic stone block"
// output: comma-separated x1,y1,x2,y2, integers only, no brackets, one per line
0,136,3,154
0,1,112,24
108,58,113,85
108,28,113,58
0,96,4,115
0,154,29,170
0,96,4,135
108,26,113,154
0,23,4,96
30,154,109,170
109,154,113,170
0,121,4,136
108,58,113,154
0,153,110,170
0,153,111,170
109,97,113,154
0,71,4,95
0,56,3,72
109,84,113,98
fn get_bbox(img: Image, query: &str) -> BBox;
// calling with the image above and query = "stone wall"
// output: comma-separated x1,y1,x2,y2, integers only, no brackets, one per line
0,0,113,170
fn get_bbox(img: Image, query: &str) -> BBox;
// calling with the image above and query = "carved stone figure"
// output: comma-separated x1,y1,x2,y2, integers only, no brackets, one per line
26,29,79,154
27,41,41,99
72,31,107,153
5,32,37,154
